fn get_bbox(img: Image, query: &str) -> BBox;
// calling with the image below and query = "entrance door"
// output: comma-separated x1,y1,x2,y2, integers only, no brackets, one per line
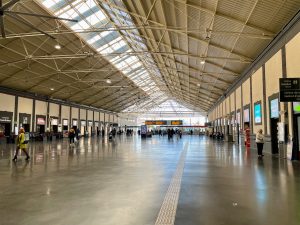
270,118,279,154
4,123,11,136
52,125,58,133
23,124,30,132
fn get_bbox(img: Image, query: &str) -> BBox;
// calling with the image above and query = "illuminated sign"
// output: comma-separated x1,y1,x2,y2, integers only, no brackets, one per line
37,117,45,125
63,119,68,126
72,120,78,126
145,120,167,125
51,118,58,125
171,120,183,125
254,103,262,124
271,99,279,118
244,108,250,122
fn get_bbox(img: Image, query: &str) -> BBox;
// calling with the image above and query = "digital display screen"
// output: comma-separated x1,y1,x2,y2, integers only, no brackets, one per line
244,109,250,122
271,98,279,118
293,102,300,113
145,121,167,125
254,103,262,124
171,120,183,125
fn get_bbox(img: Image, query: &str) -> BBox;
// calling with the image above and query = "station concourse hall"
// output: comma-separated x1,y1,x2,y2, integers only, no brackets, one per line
1,0,300,225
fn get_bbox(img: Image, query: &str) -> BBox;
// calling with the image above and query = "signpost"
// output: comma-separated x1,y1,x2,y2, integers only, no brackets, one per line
280,78,300,102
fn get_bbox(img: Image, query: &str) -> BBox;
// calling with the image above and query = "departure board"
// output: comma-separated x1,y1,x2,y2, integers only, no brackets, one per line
171,120,183,125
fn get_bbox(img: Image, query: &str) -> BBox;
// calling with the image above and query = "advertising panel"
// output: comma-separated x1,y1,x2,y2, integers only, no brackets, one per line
270,98,279,118
244,109,250,122
254,103,262,124
141,125,147,135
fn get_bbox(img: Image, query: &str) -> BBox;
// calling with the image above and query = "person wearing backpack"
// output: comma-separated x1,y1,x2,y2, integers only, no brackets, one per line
13,127,30,161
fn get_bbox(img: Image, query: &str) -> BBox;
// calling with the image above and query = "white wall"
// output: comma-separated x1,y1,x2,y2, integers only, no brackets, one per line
87,110,93,120
80,109,86,120
49,103,59,117
61,105,70,120
72,107,79,120
0,93,15,112
100,112,104,121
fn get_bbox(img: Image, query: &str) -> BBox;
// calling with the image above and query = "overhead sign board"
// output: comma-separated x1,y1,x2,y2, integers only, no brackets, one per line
280,78,300,102
145,120,167,125
171,120,183,125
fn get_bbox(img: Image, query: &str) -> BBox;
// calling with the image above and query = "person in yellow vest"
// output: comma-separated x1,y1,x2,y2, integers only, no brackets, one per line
13,127,30,161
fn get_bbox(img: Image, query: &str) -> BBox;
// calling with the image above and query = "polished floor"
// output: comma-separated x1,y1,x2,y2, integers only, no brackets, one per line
0,135,299,225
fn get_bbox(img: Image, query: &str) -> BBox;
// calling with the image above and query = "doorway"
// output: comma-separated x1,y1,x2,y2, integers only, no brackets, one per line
23,124,30,132
37,125,45,134
270,118,279,154
52,125,58,133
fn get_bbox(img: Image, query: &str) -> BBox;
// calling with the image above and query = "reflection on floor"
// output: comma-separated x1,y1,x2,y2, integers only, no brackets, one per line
0,135,299,225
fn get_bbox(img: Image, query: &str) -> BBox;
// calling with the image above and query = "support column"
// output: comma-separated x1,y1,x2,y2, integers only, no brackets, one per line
69,107,72,128
262,64,267,134
250,75,253,133
14,96,18,133
32,99,36,132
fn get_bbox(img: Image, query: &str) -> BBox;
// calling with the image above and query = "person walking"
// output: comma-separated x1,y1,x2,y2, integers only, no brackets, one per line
69,128,75,147
13,128,30,161
256,129,264,157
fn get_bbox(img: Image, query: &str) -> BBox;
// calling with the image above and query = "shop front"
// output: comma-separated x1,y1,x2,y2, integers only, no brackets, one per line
50,117,59,133
81,120,86,137
36,115,46,134
88,120,93,136
63,119,69,137
19,113,31,132
72,119,78,130
0,111,13,143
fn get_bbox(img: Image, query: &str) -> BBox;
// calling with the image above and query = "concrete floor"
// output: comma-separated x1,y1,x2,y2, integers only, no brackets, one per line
0,135,299,225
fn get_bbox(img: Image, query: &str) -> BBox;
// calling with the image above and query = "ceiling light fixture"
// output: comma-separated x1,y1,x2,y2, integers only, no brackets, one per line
54,43,61,50
197,83,201,87
200,60,205,65
106,78,112,84
50,88,54,91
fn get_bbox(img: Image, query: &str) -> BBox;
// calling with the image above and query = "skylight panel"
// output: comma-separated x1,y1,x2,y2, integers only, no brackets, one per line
40,0,165,112
87,35,101,44
42,0,56,8
77,20,90,29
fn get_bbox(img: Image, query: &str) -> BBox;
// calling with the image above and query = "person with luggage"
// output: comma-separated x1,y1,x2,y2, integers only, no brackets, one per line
13,127,30,161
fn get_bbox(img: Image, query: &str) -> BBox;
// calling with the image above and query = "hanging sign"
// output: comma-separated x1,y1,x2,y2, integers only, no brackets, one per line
280,78,300,102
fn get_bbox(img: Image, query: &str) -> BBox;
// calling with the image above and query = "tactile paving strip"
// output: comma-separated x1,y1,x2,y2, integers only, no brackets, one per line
155,142,188,225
